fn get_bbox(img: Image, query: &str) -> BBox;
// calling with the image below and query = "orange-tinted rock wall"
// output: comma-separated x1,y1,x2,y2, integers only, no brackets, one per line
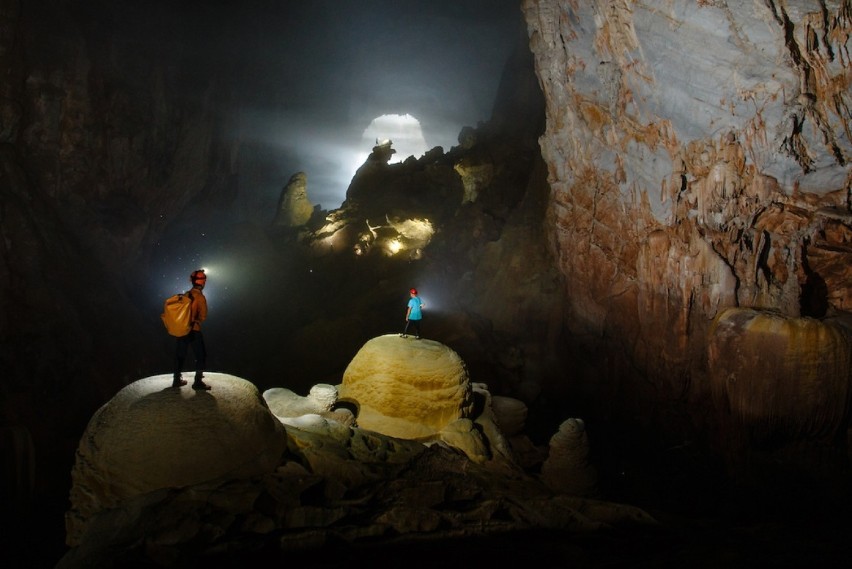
523,0,852,464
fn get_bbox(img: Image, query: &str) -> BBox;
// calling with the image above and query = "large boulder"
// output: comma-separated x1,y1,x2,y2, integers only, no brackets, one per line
339,335,474,439
65,373,287,546
708,308,852,441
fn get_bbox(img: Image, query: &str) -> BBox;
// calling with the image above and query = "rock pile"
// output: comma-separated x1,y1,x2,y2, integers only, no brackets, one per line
60,339,645,567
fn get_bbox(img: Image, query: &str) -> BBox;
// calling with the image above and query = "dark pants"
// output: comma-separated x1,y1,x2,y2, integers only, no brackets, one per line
403,318,422,337
174,330,206,381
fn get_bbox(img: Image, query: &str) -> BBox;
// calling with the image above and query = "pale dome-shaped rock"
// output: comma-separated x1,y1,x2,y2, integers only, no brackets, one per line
339,334,474,439
263,383,338,419
541,418,597,497
66,373,287,546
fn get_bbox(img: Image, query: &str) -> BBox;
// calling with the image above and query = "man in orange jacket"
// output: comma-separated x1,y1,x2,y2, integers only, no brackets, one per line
173,269,211,390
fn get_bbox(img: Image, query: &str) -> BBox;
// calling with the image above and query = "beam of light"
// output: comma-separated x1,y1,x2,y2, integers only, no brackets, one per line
149,235,234,311
156,261,222,305
349,151,371,176
405,275,455,314
244,109,363,211
246,110,438,212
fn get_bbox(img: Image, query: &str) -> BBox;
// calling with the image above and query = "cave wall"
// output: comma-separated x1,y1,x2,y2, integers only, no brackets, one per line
522,0,852,468
1,0,240,382
0,0,242,510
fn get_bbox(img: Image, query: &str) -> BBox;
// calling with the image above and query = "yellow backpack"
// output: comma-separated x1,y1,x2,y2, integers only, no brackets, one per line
161,291,193,337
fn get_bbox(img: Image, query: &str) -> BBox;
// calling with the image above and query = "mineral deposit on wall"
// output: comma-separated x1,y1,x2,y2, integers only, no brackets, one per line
522,0,851,440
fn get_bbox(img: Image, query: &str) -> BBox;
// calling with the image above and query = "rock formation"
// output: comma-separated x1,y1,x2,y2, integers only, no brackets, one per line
265,383,338,416
339,335,475,439
541,418,598,497
522,0,852,473
263,384,356,427
490,395,528,437
59,345,653,567
304,140,462,259
273,172,315,228
454,157,494,203
65,374,287,546
708,308,852,460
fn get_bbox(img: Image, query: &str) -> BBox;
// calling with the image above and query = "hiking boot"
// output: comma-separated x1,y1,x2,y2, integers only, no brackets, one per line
172,377,187,387
192,381,212,391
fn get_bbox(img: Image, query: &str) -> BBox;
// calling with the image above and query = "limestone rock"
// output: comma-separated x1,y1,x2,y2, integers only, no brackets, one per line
490,395,528,437
508,434,549,471
59,384,658,568
454,157,494,203
324,407,357,427
541,418,597,497
273,172,314,228
522,0,852,462
438,418,490,463
467,383,521,467
708,308,852,441
58,424,654,568
263,383,338,419
65,373,287,546
457,125,477,149
307,383,338,409
339,335,474,439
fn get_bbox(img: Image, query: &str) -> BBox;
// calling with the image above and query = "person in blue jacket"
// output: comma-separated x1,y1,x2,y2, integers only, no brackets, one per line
400,287,424,339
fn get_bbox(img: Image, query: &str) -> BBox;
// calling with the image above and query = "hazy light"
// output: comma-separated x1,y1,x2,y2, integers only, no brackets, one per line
388,239,403,254
349,151,371,176
389,217,434,241
361,114,429,164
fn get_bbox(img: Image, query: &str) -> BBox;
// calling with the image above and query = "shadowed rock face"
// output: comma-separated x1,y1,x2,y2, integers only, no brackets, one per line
522,0,852,471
